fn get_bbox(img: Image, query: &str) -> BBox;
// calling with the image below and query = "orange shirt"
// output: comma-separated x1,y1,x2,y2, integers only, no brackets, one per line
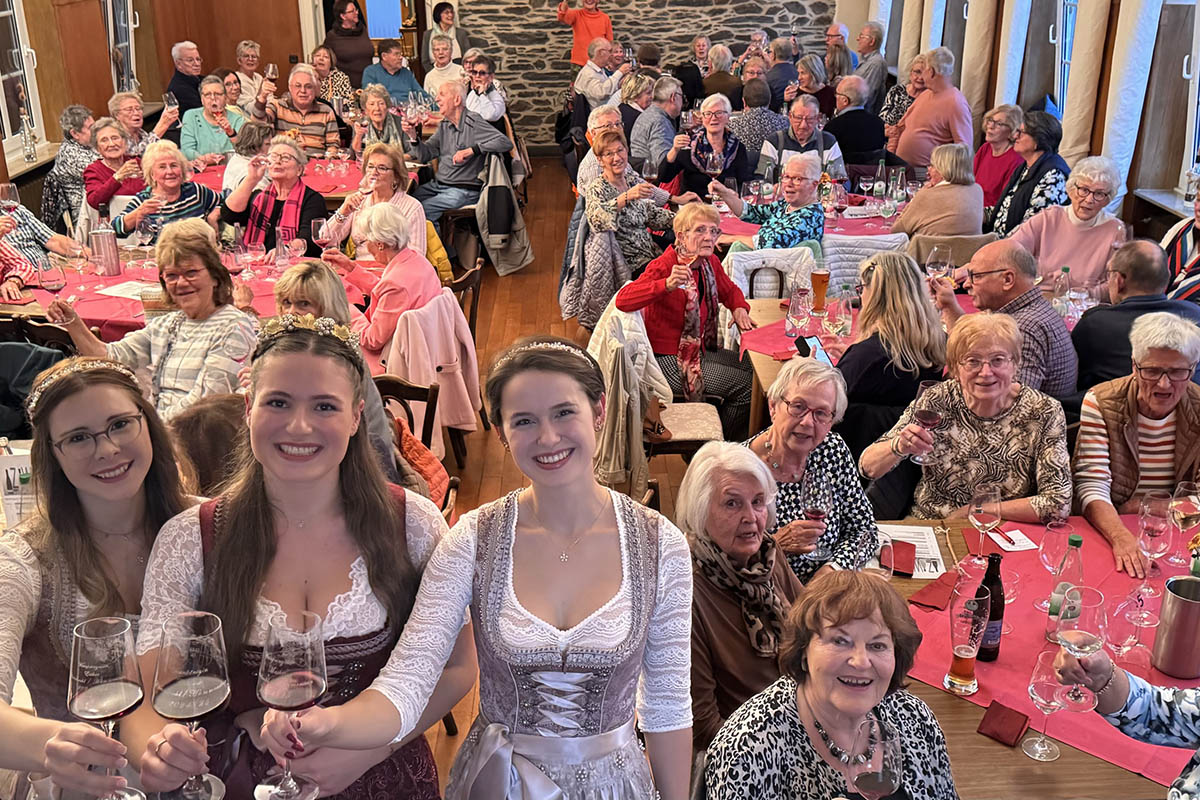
556,6,613,66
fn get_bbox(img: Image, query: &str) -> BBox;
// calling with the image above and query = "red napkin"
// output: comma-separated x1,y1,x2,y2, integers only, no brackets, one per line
719,216,761,237
847,193,868,206
964,528,1005,557
738,319,797,359
882,540,917,577
909,571,958,611
3,292,36,305
978,701,1030,747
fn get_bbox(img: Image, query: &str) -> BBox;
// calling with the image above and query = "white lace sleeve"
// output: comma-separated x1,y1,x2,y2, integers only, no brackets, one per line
636,517,693,733
136,506,205,656
367,509,477,743
402,490,449,571
0,531,40,704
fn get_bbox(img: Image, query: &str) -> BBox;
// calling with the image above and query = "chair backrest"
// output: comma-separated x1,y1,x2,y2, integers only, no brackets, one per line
446,257,484,339
441,475,460,524
822,231,909,290
20,319,77,355
906,232,998,268
373,374,440,449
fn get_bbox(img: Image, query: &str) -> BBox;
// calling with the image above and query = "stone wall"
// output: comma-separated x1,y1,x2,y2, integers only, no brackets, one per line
459,0,835,147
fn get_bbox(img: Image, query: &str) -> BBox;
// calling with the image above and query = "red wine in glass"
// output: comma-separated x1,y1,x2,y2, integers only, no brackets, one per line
913,409,943,429
803,508,828,522
258,670,327,712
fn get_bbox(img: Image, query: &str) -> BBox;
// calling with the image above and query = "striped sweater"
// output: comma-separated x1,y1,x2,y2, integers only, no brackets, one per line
1075,391,1177,510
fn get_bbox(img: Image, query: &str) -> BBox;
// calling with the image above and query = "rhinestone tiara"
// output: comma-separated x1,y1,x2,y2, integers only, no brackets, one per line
494,340,593,368
26,359,139,416
257,313,361,357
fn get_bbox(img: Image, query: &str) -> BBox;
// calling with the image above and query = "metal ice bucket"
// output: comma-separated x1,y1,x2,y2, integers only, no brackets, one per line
1152,576,1200,678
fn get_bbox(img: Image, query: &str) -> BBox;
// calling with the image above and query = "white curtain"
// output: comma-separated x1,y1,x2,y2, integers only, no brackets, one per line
959,0,1001,137
922,0,948,50
1059,0,1115,167
991,0,1032,107
898,0,926,74
869,0,895,54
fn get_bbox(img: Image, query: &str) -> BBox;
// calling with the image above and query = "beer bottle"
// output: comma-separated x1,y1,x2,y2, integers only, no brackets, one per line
977,553,1004,662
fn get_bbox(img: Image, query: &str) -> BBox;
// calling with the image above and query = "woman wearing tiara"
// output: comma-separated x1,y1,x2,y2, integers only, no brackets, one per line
123,314,476,798
260,335,695,799
0,358,191,798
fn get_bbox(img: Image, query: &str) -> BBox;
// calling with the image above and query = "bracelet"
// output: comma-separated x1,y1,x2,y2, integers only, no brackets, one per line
889,436,904,458
1095,662,1118,697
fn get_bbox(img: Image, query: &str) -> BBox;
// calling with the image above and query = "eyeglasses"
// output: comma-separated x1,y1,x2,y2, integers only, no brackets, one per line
965,267,1008,282
699,110,728,119
53,413,144,459
790,115,819,125
1074,186,1111,201
959,355,1013,373
267,153,298,164
592,120,622,131
364,163,394,172
984,118,1011,129
469,69,491,77
687,225,721,237
1134,363,1196,383
161,268,205,285
779,398,835,425
1014,127,1029,137
780,174,814,184
178,56,202,64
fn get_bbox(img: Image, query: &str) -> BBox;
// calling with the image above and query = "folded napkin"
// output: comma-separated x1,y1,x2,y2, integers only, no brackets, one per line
978,701,1030,747
964,528,1006,557
908,571,958,611
738,318,797,360
3,292,36,305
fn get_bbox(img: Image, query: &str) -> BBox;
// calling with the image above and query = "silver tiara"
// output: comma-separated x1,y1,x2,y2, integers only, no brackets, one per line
26,360,139,416
495,341,592,368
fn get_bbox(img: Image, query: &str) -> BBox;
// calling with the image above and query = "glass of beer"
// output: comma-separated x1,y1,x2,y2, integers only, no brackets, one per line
810,267,831,316
944,583,990,696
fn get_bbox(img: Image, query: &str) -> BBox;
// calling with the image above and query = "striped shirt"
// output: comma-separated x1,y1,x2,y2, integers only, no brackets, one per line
1075,391,1177,509
0,236,34,288
112,183,221,240
262,96,339,157
4,206,55,265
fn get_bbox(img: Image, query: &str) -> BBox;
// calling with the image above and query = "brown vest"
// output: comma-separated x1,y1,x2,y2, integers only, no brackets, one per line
1083,374,1200,508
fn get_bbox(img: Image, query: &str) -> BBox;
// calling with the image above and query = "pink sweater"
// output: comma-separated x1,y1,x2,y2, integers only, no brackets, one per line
346,249,443,352
895,87,973,168
1008,205,1124,286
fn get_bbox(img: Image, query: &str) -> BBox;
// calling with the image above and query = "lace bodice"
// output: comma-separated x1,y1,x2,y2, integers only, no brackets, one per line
368,489,694,741
136,491,447,656
0,529,49,704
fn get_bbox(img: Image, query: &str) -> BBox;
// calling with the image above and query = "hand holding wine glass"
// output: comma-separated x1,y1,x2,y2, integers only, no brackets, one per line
256,612,326,800
1055,586,1107,712
908,380,942,465
844,717,902,800
799,470,833,561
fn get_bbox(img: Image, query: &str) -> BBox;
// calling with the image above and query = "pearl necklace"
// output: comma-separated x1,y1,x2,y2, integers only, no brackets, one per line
812,715,876,765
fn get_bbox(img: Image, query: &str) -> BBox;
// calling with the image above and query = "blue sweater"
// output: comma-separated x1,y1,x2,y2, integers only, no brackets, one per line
360,64,429,103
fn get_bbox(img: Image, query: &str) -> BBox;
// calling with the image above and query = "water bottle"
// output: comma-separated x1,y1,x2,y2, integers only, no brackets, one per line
892,167,908,203
1044,534,1085,643
19,111,36,163
1187,159,1200,203
873,158,886,198
1051,266,1071,316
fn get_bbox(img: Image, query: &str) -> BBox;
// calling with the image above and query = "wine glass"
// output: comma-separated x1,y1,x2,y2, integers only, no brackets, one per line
163,92,179,111
1138,489,1173,598
256,611,326,800
909,380,942,465
861,533,894,581
39,256,67,296
312,219,331,250
1023,650,1063,762
152,612,230,800
799,470,833,562
0,182,19,213
641,160,659,185
1055,586,1106,712
1034,520,1073,612
831,182,849,231
906,180,922,201
924,246,952,281
264,63,279,81
965,485,1002,571
137,216,161,247
844,716,902,799
702,151,723,199
68,617,146,800
1107,594,1150,667
857,176,874,196
1000,566,1021,634
822,290,848,338
287,238,308,261
785,283,810,338
1170,481,1200,568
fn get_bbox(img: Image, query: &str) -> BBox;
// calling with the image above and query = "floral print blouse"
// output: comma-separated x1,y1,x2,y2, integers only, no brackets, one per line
993,166,1069,238
583,168,675,274
741,199,825,251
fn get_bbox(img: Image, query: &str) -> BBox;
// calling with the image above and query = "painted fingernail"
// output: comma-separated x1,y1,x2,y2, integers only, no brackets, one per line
117,757,128,768
287,733,299,745
294,743,305,753
285,750,296,759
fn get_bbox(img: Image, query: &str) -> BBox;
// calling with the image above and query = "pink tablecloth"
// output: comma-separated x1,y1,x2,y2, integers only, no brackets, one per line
908,514,1200,787
719,210,901,239
192,160,365,196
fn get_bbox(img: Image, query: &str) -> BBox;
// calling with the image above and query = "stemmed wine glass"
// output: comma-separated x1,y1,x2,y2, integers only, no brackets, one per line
264,63,279,82
799,470,833,562
784,280,809,338
0,182,19,213
1035,520,1073,612
68,617,146,800
1170,481,1200,568
1107,594,1151,668
1136,489,1173,599
906,180,922,201
1023,650,1063,762
924,246,952,282
964,485,1002,572
312,219,331,251
640,160,659,185
256,611,326,800
1000,565,1021,634
152,611,230,800
287,238,308,262
1055,586,1107,712
861,533,894,581
830,182,848,231
39,255,67,296
163,92,179,111
701,151,723,201
844,716,902,799
909,380,942,465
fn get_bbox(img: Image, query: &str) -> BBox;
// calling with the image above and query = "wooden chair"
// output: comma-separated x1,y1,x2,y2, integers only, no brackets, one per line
0,315,23,342
373,375,439,450
644,401,724,463
639,478,660,512
445,258,484,341
441,475,460,524
20,319,78,355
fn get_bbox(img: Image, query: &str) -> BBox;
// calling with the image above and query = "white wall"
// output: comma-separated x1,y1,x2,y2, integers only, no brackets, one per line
836,0,872,41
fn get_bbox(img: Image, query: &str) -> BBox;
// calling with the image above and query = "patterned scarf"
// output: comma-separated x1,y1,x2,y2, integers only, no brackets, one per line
690,128,741,175
676,250,719,401
692,532,787,658
243,179,305,248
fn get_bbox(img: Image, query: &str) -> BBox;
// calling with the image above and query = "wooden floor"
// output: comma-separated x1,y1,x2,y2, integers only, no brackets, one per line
420,156,693,785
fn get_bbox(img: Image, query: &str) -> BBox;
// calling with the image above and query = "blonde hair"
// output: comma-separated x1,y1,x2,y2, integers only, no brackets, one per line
141,140,189,188
946,313,1023,377
929,143,973,185
671,202,716,235
155,218,234,307
856,252,946,375
984,103,1023,133
361,141,411,192
620,72,654,105
107,91,142,117
274,260,353,322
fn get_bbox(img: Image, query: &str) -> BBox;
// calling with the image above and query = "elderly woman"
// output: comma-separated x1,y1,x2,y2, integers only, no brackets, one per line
785,54,836,118
322,0,374,88
991,110,1069,238
974,103,1024,209
323,141,426,258
421,1,471,71
233,39,264,109
424,34,466,96
82,117,145,210
45,218,256,420
895,47,972,170
692,35,712,78
824,43,854,90
1075,312,1200,577
324,203,442,352
211,68,249,120
179,75,244,163
352,83,409,154
705,571,957,799
891,143,984,237
43,104,97,228
744,358,879,582
619,71,655,140
108,91,177,157
112,140,221,242
221,135,326,256
663,93,753,197
711,151,824,250
678,441,804,752
834,252,946,458
861,313,1072,521
881,53,927,152
220,120,272,194
1008,155,1124,286
616,202,755,437
703,45,741,98
312,45,354,108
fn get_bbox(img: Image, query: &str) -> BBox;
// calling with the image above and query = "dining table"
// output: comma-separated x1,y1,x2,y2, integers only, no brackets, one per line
190,159,422,210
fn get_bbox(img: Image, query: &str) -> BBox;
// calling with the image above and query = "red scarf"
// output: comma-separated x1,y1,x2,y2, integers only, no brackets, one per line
243,181,305,248
677,248,719,401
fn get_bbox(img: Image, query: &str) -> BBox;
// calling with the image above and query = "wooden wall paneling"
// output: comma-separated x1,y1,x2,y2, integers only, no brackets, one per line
149,0,302,84
53,0,120,118
1016,0,1054,109
147,0,190,85
22,0,69,137
1125,3,1191,195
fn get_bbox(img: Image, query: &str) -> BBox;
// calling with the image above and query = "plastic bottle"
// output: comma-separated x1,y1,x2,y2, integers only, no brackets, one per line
1044,534,1085,643
1187,158,1200,203
1051,266,1071,316
892,167,907,202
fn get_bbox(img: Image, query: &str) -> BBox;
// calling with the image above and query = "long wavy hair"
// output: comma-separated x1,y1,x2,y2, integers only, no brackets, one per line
26,358,189,616
856,252,946,375
200,329,418,662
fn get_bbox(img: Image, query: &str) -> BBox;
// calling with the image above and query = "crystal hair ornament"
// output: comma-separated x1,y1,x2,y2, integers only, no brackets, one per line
257,313,361,356
495,340,593,368
26,360,139,416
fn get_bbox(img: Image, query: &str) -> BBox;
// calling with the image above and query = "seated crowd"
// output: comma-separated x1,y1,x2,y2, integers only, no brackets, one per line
6,9,1200,800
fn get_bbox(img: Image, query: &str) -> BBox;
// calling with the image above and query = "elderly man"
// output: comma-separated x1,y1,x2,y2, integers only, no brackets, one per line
362,39,427,103
400,79,512,224
765,38,799,112
757,95,845,178
934,239,1078,398
465,54,507,124
1,199,90,265
896,46,973,169
823,75,885,163
629,75,682,173
825,23,859,68
254,64,339,157
575,37,630,109
424,34,466,96
727,78,787,158
165,41,203,143
1074,241,1200,394
729,54,767,110
576,104,623,187
852,21,887,114
733,29,770,72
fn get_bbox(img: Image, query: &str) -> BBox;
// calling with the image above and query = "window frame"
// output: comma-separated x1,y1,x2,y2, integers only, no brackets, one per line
100,0,139,94
1179,0,1200,196
0,0,44,162
1054,0,1078,109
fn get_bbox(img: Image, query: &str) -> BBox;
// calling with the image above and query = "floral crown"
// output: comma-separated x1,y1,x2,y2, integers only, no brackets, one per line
494,340,593,369
26,360,138,416
256,313,362,358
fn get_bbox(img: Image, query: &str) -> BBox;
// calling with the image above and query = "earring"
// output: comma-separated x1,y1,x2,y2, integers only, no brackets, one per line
594,421,603,431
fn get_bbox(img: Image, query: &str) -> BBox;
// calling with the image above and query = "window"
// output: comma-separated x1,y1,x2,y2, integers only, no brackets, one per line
101,0,139,93
1054,0,1079,108
0,0,42,160
1183,0,1200,194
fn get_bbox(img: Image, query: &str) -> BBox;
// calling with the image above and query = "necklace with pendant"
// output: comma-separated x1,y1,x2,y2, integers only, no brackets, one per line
93,526,147,565
763,436,803,481
812,714,876,765
526,493,610,564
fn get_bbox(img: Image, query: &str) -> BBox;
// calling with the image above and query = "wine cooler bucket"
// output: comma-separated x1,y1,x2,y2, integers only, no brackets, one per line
89,230,121,277
1152,576,1200,678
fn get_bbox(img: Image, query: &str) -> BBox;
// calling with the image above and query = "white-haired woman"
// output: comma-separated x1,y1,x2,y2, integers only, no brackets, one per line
678,441,803,752
179,75,244,163
692,35,712,78
1008,154,1125,286
745,358,879,583
83,117,145,210
1075,312,1200,577
44,104,97,228
895,47,972,170
663,93,753,197
974,103,1024,209
233,40,264,108
881,53,926,152
109,91,178,157
324,202,441,352
323,141,426,260
709,151,823,250
220,135,327,256
703,44,740,99
112,140,221,242
351,83,409,155
891,143,983,237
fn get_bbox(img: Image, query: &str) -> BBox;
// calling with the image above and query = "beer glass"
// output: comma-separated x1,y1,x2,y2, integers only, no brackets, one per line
944,583,990,696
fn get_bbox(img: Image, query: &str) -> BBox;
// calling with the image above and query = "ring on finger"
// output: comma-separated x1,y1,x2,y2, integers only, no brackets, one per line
153,738,167,757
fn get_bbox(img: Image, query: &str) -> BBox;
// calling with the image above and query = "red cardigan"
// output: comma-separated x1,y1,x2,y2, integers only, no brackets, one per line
615,246,750,355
